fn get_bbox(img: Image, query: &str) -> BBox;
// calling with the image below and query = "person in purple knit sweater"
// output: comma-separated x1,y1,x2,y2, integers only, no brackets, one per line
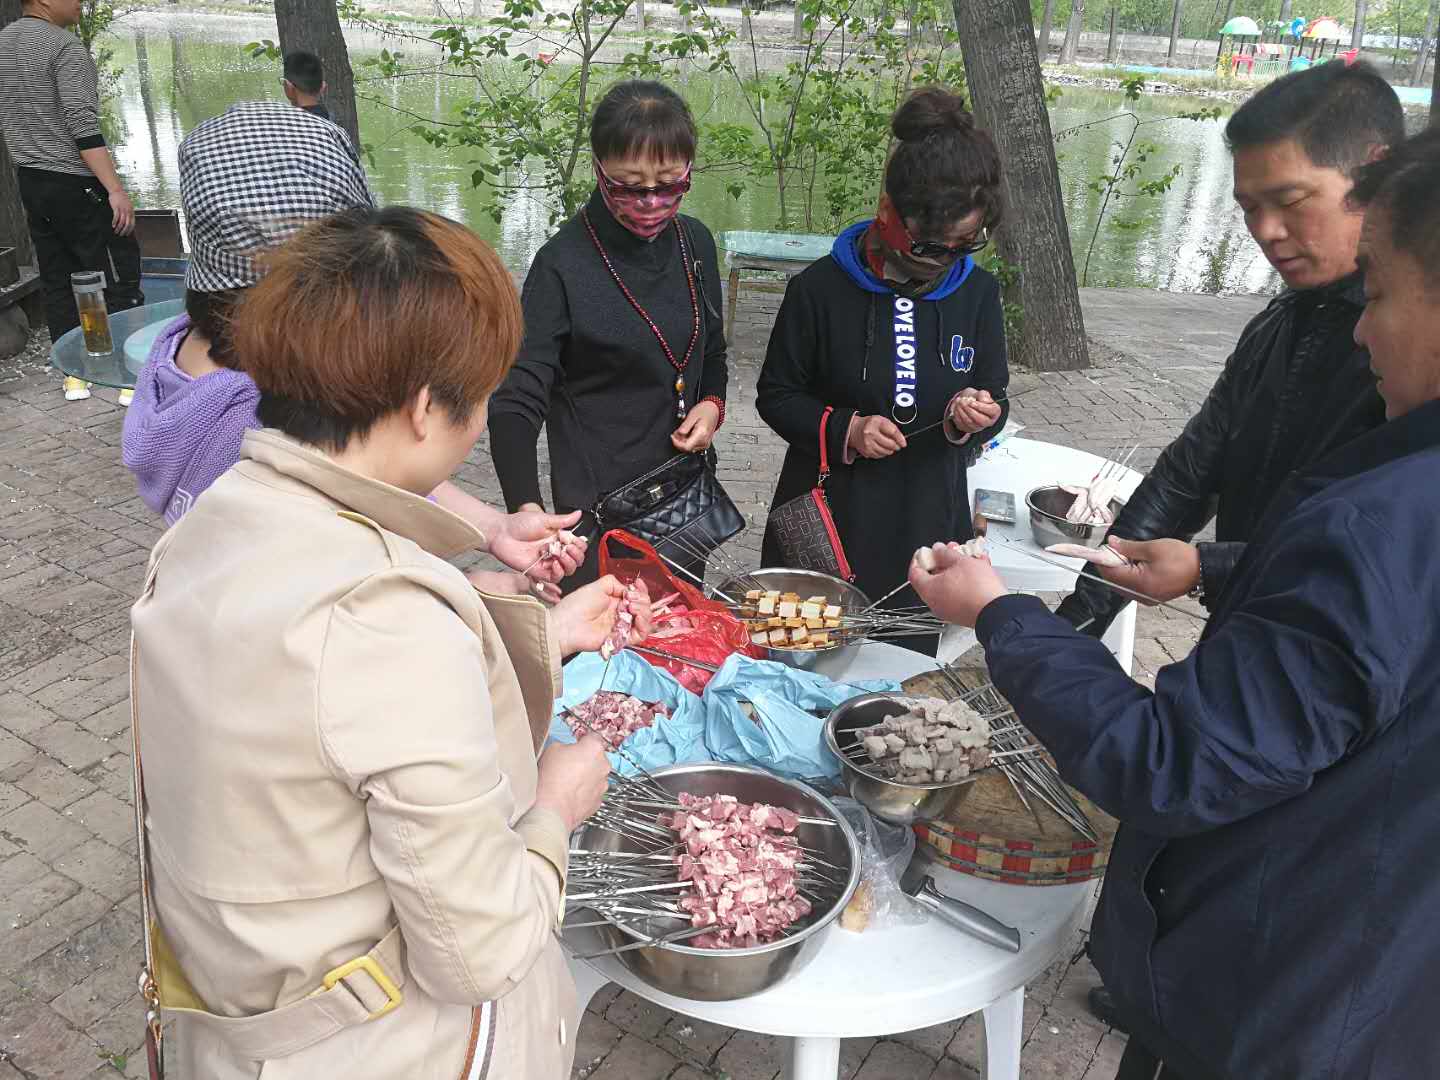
122,102,586,591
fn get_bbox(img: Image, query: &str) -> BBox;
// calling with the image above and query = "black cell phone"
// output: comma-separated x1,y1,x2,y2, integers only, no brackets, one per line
972,488,1016,524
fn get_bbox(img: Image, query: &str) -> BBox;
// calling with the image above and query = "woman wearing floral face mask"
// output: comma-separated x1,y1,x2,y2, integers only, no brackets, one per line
490,80,727,590
756,87,1009,654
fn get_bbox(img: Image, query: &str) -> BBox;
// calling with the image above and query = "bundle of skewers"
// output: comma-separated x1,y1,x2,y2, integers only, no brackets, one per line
926,671,1099,841
1056,442,1140,527
568,749,850,958
648,531,949,647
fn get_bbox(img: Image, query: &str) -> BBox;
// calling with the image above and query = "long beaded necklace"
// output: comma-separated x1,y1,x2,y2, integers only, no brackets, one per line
582,210,701,420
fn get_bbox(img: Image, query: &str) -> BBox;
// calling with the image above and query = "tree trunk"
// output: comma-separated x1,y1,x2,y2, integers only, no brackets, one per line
1220,0,1233,30
1059,0,1084,62
1278,0,1291,29
1414,0,1437,84
950,0,1090,371
1351,0,1366,47
274,0,360,148
794,0,804,39
0,0,35,269
1432,36,1440,125
1106,4,1118,60
1037,0,1056,60
634,0,645,32
1167,0,1183,60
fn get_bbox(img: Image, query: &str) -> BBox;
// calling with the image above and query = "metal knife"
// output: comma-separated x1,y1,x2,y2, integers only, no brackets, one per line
899,846,1022,953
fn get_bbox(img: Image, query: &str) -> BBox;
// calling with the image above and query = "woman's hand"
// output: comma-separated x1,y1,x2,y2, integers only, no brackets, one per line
534,735,612,831
465,568,562,604
908,541,1007,628
849,415,908,459
1097,538,1201,604
490,509,588,582
550,576,652,657
949,389,1002,435
672,400,721,453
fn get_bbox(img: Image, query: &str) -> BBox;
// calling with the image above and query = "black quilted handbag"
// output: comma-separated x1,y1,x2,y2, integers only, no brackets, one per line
591,450,745,556
762,406,855,581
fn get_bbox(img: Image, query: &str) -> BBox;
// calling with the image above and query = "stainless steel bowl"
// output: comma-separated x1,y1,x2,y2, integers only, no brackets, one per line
1025,485,1126,550
578,764,860,1001
719,568,872,672
825,693,980,826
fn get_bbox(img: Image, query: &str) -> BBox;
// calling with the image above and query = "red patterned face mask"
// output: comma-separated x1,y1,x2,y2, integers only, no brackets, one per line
595,160,693,240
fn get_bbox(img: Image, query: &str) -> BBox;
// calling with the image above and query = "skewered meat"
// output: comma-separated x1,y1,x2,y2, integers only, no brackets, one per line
566,691,669,750
1060,478,1120,526
668,793,811,949
1046,542,1129,567
601,580,647,660
844,696,993,783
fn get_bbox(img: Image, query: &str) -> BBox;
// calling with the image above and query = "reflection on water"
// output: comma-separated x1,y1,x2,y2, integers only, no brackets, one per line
106,11,1279,294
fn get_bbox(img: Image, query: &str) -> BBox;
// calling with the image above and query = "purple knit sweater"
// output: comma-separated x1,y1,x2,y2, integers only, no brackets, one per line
121,315,262,524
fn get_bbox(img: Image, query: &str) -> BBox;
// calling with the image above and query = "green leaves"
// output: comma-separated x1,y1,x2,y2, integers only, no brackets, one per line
245,39,281,61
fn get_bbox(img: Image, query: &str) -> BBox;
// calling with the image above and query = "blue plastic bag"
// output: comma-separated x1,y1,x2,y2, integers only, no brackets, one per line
700,655,899,780
550,651,708,775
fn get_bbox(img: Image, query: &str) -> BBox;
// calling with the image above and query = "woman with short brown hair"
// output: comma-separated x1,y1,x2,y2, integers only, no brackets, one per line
131,206,640,1079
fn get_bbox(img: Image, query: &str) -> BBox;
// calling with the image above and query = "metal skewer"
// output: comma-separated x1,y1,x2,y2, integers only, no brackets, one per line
994,538,1208,624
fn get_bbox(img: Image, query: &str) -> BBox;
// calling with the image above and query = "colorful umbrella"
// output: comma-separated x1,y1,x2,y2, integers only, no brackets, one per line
1304,17,1345,39
1221,15,1262,35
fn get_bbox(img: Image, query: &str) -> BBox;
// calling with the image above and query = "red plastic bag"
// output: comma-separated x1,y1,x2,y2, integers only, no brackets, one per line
598,529,759,693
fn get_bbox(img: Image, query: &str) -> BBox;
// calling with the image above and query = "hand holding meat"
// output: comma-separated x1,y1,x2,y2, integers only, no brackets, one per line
534,734,612,831
849,415,908,459
551,576,651,657
1087,537,1201,604
491,509,588,582
671,400,722,453
948,389,1002,434
908,540,1007,628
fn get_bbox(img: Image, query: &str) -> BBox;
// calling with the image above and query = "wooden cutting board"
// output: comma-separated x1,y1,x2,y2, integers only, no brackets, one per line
900,666,1118,886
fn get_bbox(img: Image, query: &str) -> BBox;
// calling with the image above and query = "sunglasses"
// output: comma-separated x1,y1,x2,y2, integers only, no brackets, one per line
596,161,694,201
909,227,990,260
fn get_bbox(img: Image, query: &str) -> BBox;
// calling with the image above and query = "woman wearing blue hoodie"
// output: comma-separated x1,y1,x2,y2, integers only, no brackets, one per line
757,88,1009,652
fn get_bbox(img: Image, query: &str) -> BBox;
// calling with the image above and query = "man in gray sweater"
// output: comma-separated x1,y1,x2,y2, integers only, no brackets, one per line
0,0,142,401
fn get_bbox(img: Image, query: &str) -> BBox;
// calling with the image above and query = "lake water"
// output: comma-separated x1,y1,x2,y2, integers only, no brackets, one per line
105,11,1282,293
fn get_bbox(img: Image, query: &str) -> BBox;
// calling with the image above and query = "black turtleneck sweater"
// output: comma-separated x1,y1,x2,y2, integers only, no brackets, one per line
490,191,728,538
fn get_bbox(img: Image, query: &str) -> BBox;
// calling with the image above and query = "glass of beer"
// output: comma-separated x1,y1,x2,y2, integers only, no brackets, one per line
71,271,114,356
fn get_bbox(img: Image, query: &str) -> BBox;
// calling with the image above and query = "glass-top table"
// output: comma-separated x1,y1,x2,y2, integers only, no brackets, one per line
50,298,185,389
717,231,835,345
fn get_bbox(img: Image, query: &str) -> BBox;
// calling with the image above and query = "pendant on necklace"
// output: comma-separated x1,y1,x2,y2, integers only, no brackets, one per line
675,375,687,419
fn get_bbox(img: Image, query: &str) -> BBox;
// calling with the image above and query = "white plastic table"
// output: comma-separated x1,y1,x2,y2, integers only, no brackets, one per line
925,436,1145,673
718,230,834,345
564,643,1092,1080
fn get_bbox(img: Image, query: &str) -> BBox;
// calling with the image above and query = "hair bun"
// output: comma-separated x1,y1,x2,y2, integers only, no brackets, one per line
891,87,974,142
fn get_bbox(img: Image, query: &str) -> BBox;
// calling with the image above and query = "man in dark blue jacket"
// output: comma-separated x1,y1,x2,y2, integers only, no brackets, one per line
909,129,1440,1080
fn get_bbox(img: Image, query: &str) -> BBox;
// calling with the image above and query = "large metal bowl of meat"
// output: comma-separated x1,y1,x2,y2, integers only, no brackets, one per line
825,693,981,826
577,763,860,1001
1025,485,1126,550
718,568,871,672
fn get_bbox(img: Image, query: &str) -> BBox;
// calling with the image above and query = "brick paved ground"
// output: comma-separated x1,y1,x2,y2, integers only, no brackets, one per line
0,284,1267,1080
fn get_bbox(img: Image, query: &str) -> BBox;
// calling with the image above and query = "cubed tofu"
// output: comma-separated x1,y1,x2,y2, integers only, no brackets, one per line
781,592,801,603
768,629,789,645
812,631,831,647
780,617,801,629
777,601,798,619
745,589,764,601
804,617,825,630
799,602,822,620
750,632,769,646
823,604,842,619
757,596,776,615
791,626,810,643
806,595,827,605
824,618,842,629
766,617,785,628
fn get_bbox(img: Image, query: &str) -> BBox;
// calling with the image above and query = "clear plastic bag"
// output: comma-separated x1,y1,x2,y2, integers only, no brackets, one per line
832,797,928,931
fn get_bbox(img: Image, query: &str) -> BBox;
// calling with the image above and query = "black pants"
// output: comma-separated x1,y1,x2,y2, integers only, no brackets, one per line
16,166,144,341
1115,1036,1185,1080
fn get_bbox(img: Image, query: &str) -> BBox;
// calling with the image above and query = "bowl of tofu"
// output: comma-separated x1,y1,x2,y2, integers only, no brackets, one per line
720,569,871,672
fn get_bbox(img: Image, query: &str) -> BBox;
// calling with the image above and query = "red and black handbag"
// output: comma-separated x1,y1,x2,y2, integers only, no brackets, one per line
763,406,854,581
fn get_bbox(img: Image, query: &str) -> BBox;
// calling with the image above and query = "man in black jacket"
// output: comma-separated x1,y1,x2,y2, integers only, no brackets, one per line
1055,61,1402,1038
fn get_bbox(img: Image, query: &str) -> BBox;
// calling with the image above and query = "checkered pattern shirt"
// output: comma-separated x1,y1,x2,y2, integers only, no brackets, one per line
179,101,375,292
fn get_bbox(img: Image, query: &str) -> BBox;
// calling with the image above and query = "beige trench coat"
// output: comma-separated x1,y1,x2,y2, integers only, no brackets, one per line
130,430,577,1079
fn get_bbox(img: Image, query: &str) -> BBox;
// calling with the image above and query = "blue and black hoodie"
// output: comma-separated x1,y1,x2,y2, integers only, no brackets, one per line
756,221,1010,650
